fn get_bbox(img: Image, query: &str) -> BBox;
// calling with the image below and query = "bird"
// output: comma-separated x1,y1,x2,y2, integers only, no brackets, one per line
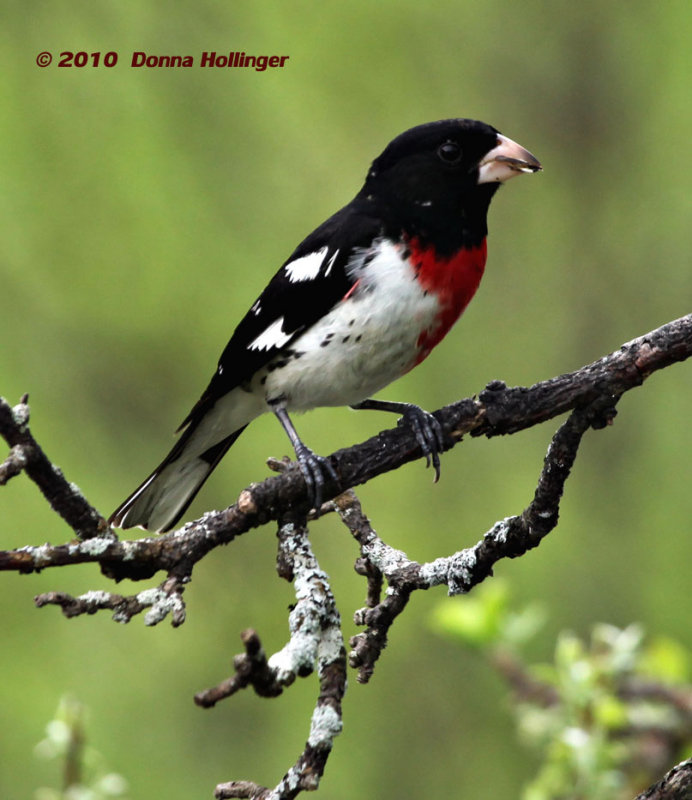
109,118,541,533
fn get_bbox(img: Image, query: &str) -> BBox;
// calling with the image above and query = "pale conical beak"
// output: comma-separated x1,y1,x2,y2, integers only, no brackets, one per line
478,134,542,184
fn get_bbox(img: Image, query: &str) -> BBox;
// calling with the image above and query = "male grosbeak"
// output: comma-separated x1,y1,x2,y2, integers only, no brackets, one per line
110,118,541,532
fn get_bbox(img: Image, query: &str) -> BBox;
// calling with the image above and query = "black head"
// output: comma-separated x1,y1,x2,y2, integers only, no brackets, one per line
359,118,541,252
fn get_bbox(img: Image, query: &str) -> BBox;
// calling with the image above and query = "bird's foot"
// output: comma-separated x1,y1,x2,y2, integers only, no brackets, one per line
396,403,445,482
293,441,340,511
351,398,446,481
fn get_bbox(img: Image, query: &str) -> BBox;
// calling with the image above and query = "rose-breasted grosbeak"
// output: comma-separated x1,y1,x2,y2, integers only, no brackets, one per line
110,118,541,532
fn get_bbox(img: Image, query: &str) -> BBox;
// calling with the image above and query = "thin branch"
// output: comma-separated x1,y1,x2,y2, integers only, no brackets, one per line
34,574,187,626
339,399,607,682
197,518,347,800
619,678,692,720
0,445,27,485
194,629,283,706
0,396,108,539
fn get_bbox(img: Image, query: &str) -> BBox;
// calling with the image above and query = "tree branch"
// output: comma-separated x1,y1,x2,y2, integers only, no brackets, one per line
34,574,188,626
1,314,690,585
2,314,691,799
634,758,692,800
338,396,610,682
200,517,347,800
0,395,108,539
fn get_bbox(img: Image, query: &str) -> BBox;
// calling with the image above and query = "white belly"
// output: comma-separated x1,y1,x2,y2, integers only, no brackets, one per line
261,240,441,410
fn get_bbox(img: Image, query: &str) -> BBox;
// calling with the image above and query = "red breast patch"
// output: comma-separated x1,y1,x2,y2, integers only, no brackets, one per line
407,236,487,367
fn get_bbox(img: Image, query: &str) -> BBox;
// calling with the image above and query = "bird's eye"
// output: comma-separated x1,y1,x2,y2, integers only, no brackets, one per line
437,141,462,163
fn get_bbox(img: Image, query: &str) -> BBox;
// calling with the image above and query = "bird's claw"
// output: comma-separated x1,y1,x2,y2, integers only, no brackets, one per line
398,404,446,482
294,443,340,510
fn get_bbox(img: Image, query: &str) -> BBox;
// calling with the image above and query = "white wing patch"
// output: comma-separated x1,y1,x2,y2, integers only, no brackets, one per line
324,250,339,276
284,246,329,282
248,317,292,351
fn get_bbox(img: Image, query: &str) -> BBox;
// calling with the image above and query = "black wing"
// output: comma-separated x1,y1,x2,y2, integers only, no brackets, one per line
178,200,382,430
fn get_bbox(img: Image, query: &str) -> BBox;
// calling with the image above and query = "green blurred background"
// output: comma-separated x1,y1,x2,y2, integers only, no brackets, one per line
1,2,691,798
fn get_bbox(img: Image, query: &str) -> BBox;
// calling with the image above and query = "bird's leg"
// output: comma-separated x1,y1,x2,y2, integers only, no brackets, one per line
351,398,445,481
271,404,340,509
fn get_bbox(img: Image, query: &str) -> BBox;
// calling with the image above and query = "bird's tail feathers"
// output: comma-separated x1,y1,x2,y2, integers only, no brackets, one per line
110,385,267,532
108,425,247,533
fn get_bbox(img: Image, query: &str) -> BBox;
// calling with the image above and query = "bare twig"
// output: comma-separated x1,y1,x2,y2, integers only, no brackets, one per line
195,629,283,706
34,574,187,626
0,396,108,539
338,398,609,682
203,518,347,800
0,445,27,485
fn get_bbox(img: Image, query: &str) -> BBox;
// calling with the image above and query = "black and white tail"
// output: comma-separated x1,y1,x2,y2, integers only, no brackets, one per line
108,424,247,533
109,384,266,532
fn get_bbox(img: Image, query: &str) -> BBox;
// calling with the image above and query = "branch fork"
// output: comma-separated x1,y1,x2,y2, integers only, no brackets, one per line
2,314,691,798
